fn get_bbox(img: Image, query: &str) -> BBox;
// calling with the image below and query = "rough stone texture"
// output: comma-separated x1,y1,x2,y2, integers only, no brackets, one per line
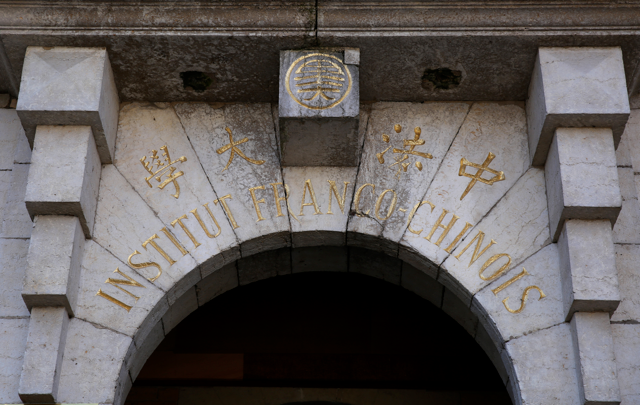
1,164,33,238
283,166,357,247
24,125,101,237
18,307,69,403
545,128,622,242
570,312,621,405
57,318,132,404
292,246,348,273
0,239,30,317
196,262,238,306
558,220,620,320
0,109,25,170
0,319,29,404
527,47,630,166
612,324,640,405
474,244,564,344
349,247,402,285
162,286,198,334
238,248,291,286
348,102,470,255
93,163,200,306
279,50,360,167
76,240,168,340
612,167,640,244
399,262,442,307
506,323,581,405
173,102,289,258
620,109,640,173
401,102,529,267
612,244,640,323
22,216,84,315
16,46,120,163
442,168,550,305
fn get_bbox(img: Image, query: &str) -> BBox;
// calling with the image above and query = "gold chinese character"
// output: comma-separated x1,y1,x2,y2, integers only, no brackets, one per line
140,145,187,199
376,124,433,178
458,152,505,200
216,127,265,172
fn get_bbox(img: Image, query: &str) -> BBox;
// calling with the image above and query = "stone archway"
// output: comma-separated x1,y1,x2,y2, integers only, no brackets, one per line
42,99,581,405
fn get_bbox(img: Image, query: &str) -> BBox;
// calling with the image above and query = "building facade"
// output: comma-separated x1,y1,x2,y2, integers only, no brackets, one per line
1,2,640,404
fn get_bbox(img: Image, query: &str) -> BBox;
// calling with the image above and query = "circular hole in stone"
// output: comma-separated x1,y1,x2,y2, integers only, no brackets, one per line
180,71,213,93
421,68,462,90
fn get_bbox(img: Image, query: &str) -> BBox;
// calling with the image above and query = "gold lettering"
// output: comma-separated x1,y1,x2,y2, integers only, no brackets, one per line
406,201,435,235
327,180,349,215
142,234,176,265
502,286,546,314
454,231,497,267
191,204,222,238
128,250,162,282
478,253,511,281
425,209,460,247
299,179,322,216
269,182,299,222
374,189,398,221
214,194,239,229
96,267,146,312
249,186,267,222
444,222,473,253
354,183,375,215
160,227,189,256
492,268,529,295
171,214,201,249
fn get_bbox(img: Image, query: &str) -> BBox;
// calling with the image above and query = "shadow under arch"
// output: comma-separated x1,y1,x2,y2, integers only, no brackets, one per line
117,239,518,405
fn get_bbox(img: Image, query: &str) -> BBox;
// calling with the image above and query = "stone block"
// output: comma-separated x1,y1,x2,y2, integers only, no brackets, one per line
506,323,581,404
527,47,630,166
570,312,621,404
0,319,29,404
441,288,477,335
22,216,84,316
0,109,25,170
558,220,620,320
292,246,348,273
126,321,164,381
16,46,120,163
0,239,30,317
399,262,442,307
545,128,621,241
18,307,69,403
1,164,33,238
25,125,101,237
197,262,238,306
279,49,360,166
349,247,402,284
612,244,640,323
238,248,290,286
612,324,640,405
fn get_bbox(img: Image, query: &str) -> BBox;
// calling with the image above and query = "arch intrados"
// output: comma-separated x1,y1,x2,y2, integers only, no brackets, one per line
121,236,515,405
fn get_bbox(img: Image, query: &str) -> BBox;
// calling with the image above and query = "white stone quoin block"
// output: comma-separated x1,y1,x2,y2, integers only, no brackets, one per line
24,125,101,237
526,47,630,166
18,307,69,403
558,220,620,320
22,216,85,316
570,312,621,405
545,128,621,241
16,46,120,163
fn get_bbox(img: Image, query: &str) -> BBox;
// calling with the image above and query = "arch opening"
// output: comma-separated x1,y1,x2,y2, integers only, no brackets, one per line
123,246,514,405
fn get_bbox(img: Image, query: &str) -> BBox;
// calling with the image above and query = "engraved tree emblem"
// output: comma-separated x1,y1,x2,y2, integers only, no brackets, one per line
140,145,187,199
376,124,433,178
458,152,505,200
285,53,352,110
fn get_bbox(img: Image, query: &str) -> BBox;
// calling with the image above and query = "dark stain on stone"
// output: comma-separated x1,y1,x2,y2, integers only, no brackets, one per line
180,71,213,93
422,68,462,90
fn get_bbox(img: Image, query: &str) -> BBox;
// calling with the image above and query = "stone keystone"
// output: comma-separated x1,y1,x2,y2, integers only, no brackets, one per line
279,48,360,167
16,46,120,164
